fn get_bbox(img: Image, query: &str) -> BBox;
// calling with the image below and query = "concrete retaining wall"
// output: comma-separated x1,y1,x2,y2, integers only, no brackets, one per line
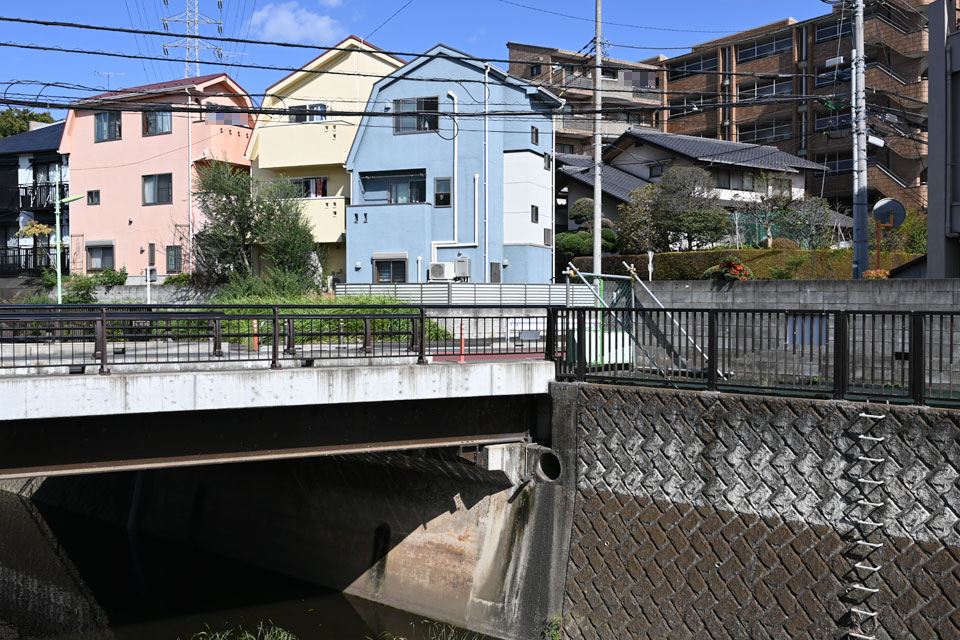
556,382,960,639
631,279,960,312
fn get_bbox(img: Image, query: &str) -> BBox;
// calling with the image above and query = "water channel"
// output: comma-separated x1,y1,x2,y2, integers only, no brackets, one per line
0,491,488,640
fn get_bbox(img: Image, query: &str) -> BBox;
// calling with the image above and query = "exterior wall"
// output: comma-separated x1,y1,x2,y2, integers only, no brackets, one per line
503,151,552,246
248,41,404,282
560,382,960,639
346,55,557,284
62,78,252,277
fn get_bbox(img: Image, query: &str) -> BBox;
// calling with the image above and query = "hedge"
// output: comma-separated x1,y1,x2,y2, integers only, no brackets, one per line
572,249,924,280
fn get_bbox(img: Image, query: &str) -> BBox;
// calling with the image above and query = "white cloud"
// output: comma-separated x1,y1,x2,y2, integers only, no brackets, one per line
249,2,341,45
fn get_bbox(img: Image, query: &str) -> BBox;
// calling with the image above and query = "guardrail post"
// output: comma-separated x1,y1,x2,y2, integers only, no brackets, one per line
212,318,223,357
417,308,427,365
707,310,718,391
576,308,586,381
363,318,372,355
833,311,848,400
284,317,296,355
271,308,281,369
910,312,925,406
546,308,556,362
97,307,110,375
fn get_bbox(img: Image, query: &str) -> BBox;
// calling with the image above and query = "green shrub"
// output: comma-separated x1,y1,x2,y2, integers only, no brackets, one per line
63,276,96,304
37,267,58,288
163,272,193,285
93,267,128,287
770,237,799,250
573,249,923,280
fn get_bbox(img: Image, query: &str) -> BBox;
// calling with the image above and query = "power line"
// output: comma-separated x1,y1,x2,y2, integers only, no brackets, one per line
494,0,738,33
365,0,415,40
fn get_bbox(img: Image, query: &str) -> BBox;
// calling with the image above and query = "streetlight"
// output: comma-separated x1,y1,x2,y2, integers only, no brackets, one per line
54,165,83,304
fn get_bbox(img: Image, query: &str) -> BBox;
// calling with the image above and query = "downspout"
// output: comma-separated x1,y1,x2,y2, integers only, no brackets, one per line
551,108,556,282
484,64,490,282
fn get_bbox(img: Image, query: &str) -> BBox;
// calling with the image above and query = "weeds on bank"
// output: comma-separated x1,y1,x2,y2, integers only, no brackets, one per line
368,619,489,640
543,615,562,640
189,622,297,640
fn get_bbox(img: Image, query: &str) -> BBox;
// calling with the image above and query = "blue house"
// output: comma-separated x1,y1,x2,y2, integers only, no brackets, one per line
345,45,563,284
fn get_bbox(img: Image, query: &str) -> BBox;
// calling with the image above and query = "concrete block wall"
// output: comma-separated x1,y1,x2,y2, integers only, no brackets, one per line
557,382,960,639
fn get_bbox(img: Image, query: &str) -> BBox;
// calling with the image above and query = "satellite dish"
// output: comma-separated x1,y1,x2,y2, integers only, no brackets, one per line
873,198,906,227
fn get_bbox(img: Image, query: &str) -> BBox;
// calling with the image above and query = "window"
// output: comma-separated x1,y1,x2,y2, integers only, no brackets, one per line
288,176,328,198
667,54,718,81
33,162,58,183
737,33,793,63
94,112,121,142
531,204,539,224
166,245,183,273
601,67,618,79
531,126,540,145
738,119,792,143
544,153,552,170
738,78,793,101
388,178,427,203
393,97,439,134
289,103,327,123
816,20,853,42
148,243,156,266
375,260,406,283
649,164,666,178
87,190,100,205
815,113,851,131
817,152,854,174
434,178,451,207
530,64,541,77
715,169,753,191
142,173,173,205
142,111,172,136
557,143,574,154
668,95,715,119
87,246,114,271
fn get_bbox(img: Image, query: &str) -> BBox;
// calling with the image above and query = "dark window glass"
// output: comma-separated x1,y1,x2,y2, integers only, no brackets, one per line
388,179,427,203
143,174,173,205
94,112,121,142
86,246,114,271
86,190,100,205
435,178,451,207
375,260,406,283
394,97,439,133
166,245,183,273
531,126,539,145
142,111,172,136
531,204,539,224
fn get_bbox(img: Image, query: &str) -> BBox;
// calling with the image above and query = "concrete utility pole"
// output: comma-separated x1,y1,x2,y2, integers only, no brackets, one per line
592,0,603,276
852,0,869,278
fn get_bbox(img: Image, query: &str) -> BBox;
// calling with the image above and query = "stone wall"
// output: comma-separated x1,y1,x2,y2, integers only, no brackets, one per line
557,382,960,639
630,279,959,312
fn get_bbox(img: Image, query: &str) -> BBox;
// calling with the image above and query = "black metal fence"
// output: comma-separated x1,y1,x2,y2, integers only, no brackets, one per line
0,247,70,276
552,307,960,408
0,304,550,374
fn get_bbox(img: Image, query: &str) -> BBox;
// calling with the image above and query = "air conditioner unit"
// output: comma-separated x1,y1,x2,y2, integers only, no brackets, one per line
430,262,456,280
454,257,471,279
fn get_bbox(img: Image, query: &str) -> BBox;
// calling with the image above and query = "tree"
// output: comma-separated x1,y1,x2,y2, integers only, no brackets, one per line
568,197,595,229
193,161,318,291
782,195,834,250
740,172,794,248
617,166,729,253
555,229,617,261
0,108,55,139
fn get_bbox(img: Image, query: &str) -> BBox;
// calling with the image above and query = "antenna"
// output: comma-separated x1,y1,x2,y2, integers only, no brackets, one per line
94,71,124,90
162,0,239,77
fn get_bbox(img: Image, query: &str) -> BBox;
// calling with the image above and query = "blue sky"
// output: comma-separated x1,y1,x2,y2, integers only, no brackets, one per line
2,0,833,117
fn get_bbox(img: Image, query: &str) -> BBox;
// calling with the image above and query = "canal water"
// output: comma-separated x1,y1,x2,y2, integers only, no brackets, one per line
0,492,487,640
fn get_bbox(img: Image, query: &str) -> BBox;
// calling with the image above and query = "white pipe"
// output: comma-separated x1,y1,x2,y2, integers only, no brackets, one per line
416,255,422,282
473,173,479,243
551,110,556,282
484,64,490,282
185,88,194,271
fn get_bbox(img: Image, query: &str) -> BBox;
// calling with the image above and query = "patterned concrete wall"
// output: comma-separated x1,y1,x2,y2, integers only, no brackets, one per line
562,383,960,639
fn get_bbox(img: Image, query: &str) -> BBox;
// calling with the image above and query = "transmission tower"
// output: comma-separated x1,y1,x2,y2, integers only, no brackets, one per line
162,0,228,78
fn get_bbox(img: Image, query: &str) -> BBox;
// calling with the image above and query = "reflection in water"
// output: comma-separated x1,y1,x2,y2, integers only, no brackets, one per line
0,492,477,640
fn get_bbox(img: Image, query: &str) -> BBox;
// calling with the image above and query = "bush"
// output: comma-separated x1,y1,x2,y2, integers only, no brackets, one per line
702,256,753,281
37,267,58,288
770,237,799,250
63,276,96,304
555,229,617,261
572,249,923,280
863,269,890,279
163,272,193,285
93,267,128,287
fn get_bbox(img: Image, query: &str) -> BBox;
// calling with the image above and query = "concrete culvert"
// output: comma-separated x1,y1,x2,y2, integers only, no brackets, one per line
538,450,562,482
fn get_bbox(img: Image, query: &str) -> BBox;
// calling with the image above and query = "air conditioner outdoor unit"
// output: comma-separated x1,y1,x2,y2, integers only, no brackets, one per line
430,262,456,280
454,257,471,279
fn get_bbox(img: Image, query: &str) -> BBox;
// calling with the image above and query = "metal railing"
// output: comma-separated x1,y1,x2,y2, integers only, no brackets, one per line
550,307,960,408
336,282,597,306
0,247,70,276
19,183,69,210
0,304,553,374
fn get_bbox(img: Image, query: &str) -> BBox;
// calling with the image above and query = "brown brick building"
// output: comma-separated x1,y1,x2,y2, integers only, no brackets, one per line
506,42,661,156
656,0,930,212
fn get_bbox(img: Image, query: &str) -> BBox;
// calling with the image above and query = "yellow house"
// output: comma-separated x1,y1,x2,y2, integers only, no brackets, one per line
247,36,405,282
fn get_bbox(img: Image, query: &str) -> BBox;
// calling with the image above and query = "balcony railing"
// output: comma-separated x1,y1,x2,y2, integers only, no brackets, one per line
19,183,69,211
0,246,70,277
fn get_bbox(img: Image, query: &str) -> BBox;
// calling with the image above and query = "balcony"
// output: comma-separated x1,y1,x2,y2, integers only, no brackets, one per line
255,122,354,170
0,246,69,277
544,69,659,105
19,183,69,211
301,196,346,244
560,115,655,138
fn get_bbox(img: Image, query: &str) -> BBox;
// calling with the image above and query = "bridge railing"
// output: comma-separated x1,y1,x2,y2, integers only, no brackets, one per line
549,307,960,408
0,304,555,374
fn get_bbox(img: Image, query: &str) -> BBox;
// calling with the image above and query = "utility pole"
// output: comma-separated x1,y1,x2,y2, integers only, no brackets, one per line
592,0,603,276
852,0,869,278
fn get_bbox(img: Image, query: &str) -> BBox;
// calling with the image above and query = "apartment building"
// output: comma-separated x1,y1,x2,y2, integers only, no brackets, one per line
656,0,930,213
60,74,254,279
507,42,660,156
247,36,405,283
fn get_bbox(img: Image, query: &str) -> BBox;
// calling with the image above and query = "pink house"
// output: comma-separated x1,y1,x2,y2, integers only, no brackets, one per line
59,74,253,279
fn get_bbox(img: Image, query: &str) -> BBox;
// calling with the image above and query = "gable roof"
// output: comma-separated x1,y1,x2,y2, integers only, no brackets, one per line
608,129,826,173
556,153,648,202
0,122,65,157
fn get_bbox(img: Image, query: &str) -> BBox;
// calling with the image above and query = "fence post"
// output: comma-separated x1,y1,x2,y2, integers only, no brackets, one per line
833,311,848,400
284,317,296,355
707,310,718,391
576,308,586,381
363,318,372,355
97,307,110,375
546,308,557,362
418,308,427,365
271,307,281,369
910,312,926,406
212,318,223,357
